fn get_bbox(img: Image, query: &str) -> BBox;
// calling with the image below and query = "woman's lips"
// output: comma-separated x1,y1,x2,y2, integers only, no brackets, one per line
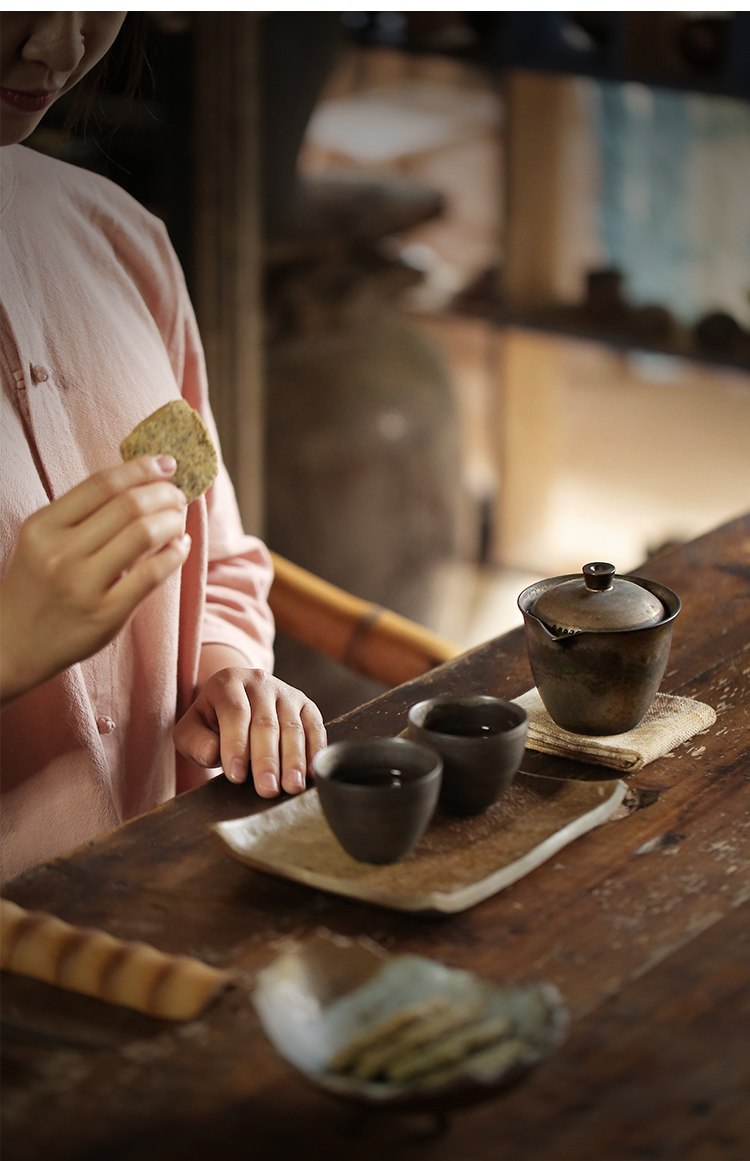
0,88,59,113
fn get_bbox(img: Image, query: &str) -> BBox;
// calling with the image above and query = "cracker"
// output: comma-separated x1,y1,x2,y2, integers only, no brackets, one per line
328,995,450,1073
120,399,218,503
350,996,485,1081
386,1012,512,1083
413,1036,527,1089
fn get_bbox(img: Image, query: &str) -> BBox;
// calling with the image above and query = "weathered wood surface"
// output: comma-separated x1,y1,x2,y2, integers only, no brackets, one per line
2,515,749,1161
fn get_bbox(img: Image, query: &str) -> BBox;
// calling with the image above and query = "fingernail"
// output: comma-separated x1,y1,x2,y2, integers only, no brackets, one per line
258,771,279,794
229,759,247,784
291,769,307,792
156,455,177,474
199,741,214,765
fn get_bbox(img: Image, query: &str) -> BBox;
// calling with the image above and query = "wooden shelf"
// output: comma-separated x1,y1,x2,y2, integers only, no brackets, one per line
450,298,750,375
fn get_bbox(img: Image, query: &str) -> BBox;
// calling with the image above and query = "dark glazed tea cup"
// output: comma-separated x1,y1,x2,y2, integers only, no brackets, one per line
406,696,528,815
312,737,443,865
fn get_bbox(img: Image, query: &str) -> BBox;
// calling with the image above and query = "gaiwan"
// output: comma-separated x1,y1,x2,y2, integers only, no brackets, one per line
518,562,681,736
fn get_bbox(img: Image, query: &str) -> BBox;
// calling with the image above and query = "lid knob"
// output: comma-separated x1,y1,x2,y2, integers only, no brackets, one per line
583,562,616,592
529,562,666,633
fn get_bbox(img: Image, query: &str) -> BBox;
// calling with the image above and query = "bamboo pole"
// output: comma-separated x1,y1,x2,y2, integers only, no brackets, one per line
268,553,462,688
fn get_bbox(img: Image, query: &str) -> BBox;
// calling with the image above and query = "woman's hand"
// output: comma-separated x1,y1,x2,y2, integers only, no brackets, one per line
173,664,328,797
0,456,190,707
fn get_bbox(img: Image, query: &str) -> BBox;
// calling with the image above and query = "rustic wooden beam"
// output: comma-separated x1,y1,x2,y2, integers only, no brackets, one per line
192,13,265,534
503,70,578,313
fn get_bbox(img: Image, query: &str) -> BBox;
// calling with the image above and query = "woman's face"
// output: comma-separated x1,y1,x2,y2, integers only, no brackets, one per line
0,12,127,146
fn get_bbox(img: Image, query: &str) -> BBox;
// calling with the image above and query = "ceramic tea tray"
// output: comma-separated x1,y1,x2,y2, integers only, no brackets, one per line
214,772,626,914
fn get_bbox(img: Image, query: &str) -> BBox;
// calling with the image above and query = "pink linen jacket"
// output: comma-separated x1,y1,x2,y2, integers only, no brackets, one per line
0,145,275,881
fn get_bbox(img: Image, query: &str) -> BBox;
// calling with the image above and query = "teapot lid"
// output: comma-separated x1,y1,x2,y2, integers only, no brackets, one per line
532,563,665,634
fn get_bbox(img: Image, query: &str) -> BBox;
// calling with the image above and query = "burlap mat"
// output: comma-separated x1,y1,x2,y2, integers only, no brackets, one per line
513,688,717,772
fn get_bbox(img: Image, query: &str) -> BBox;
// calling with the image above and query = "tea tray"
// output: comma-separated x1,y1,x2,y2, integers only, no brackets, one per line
213,772,626,914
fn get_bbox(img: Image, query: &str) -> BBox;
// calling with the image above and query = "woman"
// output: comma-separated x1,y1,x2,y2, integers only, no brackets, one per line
0,12,326,881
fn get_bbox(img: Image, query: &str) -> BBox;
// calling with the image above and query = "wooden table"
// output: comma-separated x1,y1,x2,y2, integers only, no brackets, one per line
3,515,750,1161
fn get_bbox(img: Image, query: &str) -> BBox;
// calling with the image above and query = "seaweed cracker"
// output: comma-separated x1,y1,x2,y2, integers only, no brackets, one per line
120,399,218,503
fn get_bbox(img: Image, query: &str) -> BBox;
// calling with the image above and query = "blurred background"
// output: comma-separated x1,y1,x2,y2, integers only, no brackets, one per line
28,11,750,718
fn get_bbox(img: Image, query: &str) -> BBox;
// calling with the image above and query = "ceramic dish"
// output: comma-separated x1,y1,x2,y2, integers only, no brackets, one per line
252,932,568,1112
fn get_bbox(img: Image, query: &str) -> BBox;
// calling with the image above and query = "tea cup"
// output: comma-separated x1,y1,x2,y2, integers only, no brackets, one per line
312,737,442,864
406,696,528,815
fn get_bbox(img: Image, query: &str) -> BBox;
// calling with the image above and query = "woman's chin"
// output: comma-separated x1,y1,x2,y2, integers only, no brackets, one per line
0,108,47,147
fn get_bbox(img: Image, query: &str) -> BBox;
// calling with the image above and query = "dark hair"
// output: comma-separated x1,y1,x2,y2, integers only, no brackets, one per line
65,13,153,133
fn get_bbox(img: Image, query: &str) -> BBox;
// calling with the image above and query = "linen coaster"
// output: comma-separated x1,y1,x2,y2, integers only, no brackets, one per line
512,688,717,772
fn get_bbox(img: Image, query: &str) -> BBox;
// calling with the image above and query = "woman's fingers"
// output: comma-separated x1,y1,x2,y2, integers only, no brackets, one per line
91,503,188,590
243,677,283,796
29,454,187,593
172,695,221,772
173,671,327,800
245,680,325,795
212,675,255,789
71,479,187,561
107,534,192,621
277,716,308,795
300,700,328,773
0,457,193,706
47,455,179,529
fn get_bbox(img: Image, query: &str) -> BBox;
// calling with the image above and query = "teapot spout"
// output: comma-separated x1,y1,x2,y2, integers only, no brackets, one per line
524,612,580,642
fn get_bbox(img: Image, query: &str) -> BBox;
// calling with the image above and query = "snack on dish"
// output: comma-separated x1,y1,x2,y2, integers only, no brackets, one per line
413,1036,527,1089
0,898,232,1021
253,935,569,1107
386,1011,513,1083
120,399,218,503
349,996,485,1081
330,996,515,1085
329,994,452,1073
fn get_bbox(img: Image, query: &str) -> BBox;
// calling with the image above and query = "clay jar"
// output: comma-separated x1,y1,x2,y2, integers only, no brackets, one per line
312,737,442,864
406,696,529,816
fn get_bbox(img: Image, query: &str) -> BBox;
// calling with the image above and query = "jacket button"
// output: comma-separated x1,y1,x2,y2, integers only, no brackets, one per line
31,364,50,384
96,716,116,735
